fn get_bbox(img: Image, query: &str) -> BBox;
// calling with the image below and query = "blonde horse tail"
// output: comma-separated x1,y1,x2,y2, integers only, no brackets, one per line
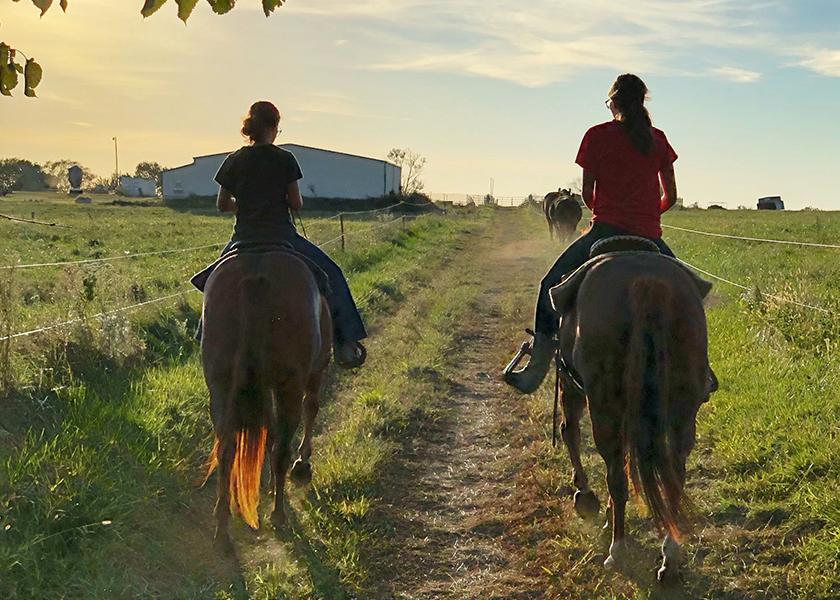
624,276,689,542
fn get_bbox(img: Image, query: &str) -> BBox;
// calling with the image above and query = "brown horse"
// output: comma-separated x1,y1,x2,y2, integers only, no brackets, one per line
551,252,712,581
201,251,331,550
544,188,583,240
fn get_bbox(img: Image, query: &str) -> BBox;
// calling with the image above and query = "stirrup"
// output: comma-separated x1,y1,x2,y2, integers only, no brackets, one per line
503,328,537,376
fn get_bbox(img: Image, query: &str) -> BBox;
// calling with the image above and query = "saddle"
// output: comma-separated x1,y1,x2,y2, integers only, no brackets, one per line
190,241,331,296
549,235,713,314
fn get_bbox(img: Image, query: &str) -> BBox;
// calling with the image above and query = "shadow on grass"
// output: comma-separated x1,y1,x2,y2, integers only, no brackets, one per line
283,506,355,600
605,535,749,600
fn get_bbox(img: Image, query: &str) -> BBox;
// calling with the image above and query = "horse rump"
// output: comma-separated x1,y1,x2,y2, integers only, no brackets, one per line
205,274,272,530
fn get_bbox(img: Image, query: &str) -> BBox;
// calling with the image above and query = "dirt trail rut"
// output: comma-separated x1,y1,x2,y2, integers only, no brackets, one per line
373,220,551,599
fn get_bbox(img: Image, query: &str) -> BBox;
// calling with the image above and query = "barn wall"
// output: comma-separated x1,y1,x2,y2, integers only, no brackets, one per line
285,145,397,199
162,155,226,200
118,176,156,197
162,145,401,201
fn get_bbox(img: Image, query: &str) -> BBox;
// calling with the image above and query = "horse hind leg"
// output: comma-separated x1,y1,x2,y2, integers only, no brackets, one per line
270,383,303,531
659,421,693,581
560,384,600,520
213,431,237,554
598,434,628,569
291,371,323,486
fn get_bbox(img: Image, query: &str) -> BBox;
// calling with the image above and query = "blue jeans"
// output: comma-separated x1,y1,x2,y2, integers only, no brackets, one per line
534,221,675,335
220,233,367,343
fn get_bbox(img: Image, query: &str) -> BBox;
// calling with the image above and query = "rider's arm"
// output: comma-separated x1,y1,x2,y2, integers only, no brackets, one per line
659,163,677,214
287,180,303,211
581,169,595,210
217,187,236,213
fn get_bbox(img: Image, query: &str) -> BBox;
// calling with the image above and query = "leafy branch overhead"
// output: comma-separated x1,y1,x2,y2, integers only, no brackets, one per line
2,0,288,97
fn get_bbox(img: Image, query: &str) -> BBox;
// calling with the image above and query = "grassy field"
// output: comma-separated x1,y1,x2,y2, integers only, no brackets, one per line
1,194,838,598
518,207,840,599
0,192,487,598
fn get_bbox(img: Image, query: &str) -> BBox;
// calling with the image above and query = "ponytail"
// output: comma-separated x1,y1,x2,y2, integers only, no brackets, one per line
609,74,653,155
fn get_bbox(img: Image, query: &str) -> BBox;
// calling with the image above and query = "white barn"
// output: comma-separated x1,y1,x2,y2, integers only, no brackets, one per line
162,143,401,201
118,176,156,197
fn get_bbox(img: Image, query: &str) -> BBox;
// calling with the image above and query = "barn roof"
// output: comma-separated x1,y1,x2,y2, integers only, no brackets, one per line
165,143,400,172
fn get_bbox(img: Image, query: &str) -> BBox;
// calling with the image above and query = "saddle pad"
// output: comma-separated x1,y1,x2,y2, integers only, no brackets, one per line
549,252,712,314
590,235,659,258
190,246,331,296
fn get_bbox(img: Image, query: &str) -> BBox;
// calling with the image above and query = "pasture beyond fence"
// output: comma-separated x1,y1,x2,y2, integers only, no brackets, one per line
0,200,439,344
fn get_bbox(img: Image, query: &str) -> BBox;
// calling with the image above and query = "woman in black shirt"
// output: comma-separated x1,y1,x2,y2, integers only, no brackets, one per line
214,101,367,368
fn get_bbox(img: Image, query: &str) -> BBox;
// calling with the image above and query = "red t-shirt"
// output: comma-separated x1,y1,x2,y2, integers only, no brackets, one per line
575,120,677,238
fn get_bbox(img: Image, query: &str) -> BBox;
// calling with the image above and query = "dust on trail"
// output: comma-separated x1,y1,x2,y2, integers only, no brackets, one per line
370,218,554,599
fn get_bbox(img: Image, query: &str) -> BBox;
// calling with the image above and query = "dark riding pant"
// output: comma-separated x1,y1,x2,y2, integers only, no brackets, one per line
534,221,675,335
220,233,367,343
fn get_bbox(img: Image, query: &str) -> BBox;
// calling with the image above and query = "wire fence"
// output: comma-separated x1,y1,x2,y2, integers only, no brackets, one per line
663,224,840,249
665,223,837,315
0,211,426,343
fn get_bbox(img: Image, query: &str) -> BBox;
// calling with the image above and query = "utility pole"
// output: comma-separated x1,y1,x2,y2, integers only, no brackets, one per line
112,136,119,184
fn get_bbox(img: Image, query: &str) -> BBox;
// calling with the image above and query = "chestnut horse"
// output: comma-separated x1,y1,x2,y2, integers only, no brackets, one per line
551,252,712,581
544,188,583,240
201,251,331,550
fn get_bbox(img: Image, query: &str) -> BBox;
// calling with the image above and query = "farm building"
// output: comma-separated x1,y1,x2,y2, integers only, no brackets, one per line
757,196,785,210
118,176,156,197
161,144,401,201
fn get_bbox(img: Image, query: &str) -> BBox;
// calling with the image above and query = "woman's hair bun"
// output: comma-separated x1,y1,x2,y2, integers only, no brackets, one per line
241,101,281,141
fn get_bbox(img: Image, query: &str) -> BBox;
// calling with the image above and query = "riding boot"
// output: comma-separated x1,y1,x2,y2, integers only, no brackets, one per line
503,332,555,394
334,340,367,369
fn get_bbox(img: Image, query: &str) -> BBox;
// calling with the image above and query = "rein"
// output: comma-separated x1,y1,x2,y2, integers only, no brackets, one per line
553,349,561,447
294,211,309,239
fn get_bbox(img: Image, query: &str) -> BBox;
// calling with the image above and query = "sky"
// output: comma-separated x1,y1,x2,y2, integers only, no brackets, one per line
2,0,840,209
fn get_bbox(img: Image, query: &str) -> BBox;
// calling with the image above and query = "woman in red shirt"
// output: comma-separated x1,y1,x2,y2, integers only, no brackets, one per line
505,74,679,393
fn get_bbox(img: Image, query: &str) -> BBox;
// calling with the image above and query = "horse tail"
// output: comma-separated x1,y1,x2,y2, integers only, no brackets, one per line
624,276,689,542
206,274,270,529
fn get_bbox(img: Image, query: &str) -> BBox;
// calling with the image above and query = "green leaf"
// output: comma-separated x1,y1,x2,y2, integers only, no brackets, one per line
206,0,234,15
262,0,283,17
32,0,53,16
0,88,12,97
25,58,42,91
14,62,24,74
0,44,9,66
175,0,199,22
0,63,19,95
140,0,168,17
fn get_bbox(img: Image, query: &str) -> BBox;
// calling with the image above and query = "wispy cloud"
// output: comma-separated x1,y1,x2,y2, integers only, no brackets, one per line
289,0,787,86
798,48,840,77
710,66,762,83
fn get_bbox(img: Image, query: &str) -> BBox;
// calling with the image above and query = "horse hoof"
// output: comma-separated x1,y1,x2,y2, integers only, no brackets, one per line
573,489,601,521
603,554,617,569
290,460,313,486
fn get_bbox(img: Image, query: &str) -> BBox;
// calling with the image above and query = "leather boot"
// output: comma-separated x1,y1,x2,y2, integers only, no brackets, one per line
503,332,555,394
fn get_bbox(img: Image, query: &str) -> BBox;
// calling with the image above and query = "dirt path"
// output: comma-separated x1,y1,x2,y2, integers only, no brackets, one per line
371,216,554,599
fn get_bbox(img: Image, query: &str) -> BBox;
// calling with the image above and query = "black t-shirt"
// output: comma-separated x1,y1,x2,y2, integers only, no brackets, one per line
214,145,303,242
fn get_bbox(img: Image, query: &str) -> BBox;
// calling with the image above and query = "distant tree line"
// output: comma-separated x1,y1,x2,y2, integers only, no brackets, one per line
0,158,165,196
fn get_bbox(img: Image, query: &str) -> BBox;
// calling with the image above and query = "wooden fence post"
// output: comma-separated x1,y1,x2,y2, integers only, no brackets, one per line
401,215,406,230
340,214,346,252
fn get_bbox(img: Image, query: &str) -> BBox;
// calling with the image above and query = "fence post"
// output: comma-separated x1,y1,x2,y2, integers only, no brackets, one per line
339,214,346,252
401,215,406,231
